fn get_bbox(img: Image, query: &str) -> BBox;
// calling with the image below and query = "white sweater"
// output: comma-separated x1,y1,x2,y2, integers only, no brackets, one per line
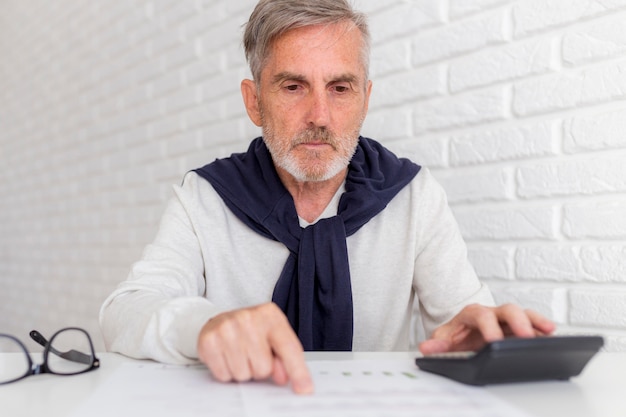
99,167,493,364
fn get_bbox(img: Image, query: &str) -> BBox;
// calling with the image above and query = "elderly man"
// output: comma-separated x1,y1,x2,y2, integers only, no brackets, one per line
100,0,555,394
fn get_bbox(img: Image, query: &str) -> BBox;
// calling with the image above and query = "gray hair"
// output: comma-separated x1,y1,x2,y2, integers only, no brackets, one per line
243,0,371,82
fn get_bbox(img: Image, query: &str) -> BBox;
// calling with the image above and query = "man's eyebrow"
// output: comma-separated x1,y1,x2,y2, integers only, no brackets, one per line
271,72,360,85
272,72,307,85
330,73,359,85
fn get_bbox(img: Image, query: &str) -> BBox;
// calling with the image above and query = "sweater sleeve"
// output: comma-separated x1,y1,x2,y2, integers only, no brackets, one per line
99,181,225,364
411,169,495,337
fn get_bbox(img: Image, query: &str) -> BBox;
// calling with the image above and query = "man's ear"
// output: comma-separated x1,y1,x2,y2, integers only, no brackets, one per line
241,79,262,127
364,79,373,113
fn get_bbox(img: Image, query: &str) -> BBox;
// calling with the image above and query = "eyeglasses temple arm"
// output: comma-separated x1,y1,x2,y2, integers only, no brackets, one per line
29,330,94,365
29,330,48,348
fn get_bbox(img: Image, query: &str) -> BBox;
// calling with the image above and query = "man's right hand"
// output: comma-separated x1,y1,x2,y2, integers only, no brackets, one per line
197,302,314,394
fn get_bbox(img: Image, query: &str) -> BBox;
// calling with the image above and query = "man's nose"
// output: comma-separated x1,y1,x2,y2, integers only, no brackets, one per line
307,90,331,127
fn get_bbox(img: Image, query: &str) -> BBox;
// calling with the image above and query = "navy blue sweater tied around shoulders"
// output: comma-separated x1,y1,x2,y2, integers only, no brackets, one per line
194,136,420,351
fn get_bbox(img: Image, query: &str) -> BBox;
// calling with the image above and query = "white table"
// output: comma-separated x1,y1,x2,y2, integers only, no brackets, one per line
1,352,625,417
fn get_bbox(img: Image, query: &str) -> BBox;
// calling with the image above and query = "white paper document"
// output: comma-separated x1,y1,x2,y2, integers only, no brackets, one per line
69,359,531,417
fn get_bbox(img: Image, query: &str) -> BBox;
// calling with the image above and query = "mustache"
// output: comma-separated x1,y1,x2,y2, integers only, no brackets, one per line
292,127,337,148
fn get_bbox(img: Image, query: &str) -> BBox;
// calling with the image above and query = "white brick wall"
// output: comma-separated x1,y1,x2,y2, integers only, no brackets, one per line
1,0,625,352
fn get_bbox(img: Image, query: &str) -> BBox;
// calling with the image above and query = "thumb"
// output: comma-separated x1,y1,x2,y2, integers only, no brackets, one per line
419,338,451,355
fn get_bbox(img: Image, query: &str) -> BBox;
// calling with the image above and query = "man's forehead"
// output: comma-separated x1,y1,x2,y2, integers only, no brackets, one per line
261,22,366,81
271,21,361,51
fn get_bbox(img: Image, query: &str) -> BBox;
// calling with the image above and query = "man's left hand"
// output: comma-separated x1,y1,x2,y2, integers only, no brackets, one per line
419,303,556,355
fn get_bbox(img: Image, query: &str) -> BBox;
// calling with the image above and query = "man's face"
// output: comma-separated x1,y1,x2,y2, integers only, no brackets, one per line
242,22,372,183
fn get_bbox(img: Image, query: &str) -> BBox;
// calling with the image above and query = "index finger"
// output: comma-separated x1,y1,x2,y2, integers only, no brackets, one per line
268,318,313,394
456,304,504,343
526,309,556,335
494,304,535,338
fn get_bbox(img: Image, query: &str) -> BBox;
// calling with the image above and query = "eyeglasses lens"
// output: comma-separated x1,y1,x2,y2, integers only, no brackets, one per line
47,329,94,375
0,336,30,384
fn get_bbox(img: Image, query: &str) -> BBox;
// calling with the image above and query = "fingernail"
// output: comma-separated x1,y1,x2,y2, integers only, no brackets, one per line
293,378,314,395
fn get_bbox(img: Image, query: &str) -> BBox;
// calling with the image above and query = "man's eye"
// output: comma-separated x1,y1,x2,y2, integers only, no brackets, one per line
334,85,350,93
285,84,300,91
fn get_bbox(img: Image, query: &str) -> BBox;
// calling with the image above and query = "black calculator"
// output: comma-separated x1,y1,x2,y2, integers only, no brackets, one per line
415,335,604,385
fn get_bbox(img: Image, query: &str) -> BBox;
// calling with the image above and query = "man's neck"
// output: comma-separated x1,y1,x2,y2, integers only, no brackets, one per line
276,167,347,224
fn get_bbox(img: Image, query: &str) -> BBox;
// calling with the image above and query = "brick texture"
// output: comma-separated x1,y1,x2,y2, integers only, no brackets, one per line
1,0,625,352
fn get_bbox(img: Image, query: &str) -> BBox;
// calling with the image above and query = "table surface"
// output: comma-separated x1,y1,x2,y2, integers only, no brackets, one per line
1,351,625,417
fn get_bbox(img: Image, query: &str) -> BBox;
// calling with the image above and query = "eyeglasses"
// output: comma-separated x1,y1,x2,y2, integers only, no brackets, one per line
0,327,100,385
